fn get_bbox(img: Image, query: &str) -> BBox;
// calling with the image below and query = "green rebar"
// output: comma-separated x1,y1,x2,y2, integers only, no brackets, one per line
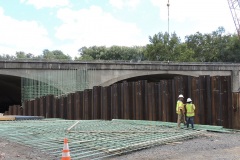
0,119,236,159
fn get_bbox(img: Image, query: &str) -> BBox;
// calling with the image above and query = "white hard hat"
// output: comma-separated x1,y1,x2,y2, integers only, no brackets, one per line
187,98,192,102
178,94,184,98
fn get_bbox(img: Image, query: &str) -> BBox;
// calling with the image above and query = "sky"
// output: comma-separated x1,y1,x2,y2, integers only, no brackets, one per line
0,0,236,58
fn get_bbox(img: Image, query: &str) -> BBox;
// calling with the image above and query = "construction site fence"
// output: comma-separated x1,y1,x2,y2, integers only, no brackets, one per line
4,75,240,129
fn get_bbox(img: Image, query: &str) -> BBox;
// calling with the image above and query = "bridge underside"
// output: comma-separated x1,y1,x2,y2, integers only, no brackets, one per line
0,75,21,113
117,74,176,83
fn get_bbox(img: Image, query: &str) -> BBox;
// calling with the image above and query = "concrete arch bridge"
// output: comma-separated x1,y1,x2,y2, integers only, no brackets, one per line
0,60,239,113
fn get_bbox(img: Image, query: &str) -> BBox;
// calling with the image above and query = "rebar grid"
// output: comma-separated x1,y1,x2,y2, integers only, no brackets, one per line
21,67,97,102
0,119,227,159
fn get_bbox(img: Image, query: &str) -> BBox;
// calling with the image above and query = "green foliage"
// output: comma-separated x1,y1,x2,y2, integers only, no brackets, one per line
145,32,194,61
42,49,72,60
144,27,240,62
77,45,146,61
184,27,240,62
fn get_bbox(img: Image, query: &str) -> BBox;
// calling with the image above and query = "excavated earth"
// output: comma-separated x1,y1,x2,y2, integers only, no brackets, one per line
0,131,240,160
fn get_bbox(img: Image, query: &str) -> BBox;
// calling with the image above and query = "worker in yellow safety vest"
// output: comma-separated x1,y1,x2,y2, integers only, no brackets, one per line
185,98,195,129
176,94,186,128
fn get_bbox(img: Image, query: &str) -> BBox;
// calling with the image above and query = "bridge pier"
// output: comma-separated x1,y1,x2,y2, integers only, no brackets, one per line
232,70,240,92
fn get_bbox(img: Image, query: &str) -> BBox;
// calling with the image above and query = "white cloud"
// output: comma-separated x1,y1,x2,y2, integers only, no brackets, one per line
151,0,236,37
0,7,52,55
55,6,145,56
20,0,70,9
109,0,140,9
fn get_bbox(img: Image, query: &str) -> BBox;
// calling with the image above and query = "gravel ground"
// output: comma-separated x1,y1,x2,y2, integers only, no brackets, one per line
0,131,240,160
108,131,240,160
0,138,55,160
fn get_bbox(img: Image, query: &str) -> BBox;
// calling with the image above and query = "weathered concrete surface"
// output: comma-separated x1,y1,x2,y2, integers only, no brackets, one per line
0,60,239,91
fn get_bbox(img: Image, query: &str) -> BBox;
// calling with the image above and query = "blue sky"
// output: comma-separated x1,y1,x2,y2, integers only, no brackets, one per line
0,0,236,58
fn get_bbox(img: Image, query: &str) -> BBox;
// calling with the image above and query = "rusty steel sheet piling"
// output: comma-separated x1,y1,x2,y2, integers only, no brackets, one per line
155,82,162,121
142,80,148,120
93,86,101,119
17,105,23,115
83,89,92,120
120,83,124,119
39,97,46,118
135,81,144,120
13,105,18,115
51,96,57,118
67,93,74,120
122,81,130,119
111,84,118,119
46,95,54,118
147,82,154,121
15,75,240,129
33,98,40,116
199,75,211,125
73,91,82,119
101,86,111,120
107,86,112,120
59,96,64,119
8,105,13,115
79,91,84,119
232,93,240,129
211,76,220,126
171,79,177,122
55,98,60,118
205,75,212,125
118,83,123,118
174,76,186,98
129,82,135,120
160,80,168,122
221,76,228,128
198,76,205,124
152,83,158,121
167,80,174,122
23,101,28,116
227,76,232,129
63,96,68,119
27,100,34,116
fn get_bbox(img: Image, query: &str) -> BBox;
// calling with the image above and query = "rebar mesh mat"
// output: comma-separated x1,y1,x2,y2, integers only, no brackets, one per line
0,119,231,159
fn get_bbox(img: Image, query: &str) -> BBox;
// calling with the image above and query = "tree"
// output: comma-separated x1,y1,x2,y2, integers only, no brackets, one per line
77,46,146,61
145,32,185,61
16,51,27,59
42,49,72,60
184,27,235,62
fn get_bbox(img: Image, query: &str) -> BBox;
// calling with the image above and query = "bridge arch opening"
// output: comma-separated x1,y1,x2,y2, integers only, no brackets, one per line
116,74,182,83
0,74,21,113
101,73,195,86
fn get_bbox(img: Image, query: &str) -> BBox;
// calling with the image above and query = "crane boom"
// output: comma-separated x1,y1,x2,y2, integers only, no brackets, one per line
227,0,240,38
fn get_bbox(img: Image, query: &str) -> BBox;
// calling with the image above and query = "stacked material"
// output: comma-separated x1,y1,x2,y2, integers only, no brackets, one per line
0,116,44,121
0,119,236,160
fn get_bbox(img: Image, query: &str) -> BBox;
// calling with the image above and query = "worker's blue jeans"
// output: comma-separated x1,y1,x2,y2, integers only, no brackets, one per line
186,116,194,129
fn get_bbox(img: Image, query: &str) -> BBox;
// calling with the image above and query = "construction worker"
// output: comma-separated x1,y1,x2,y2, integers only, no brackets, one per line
176,94,186,128
185,98,195,129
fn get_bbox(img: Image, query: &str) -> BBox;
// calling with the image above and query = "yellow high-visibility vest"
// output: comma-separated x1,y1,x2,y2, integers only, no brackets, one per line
186,103,195,117
176,100,183,114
